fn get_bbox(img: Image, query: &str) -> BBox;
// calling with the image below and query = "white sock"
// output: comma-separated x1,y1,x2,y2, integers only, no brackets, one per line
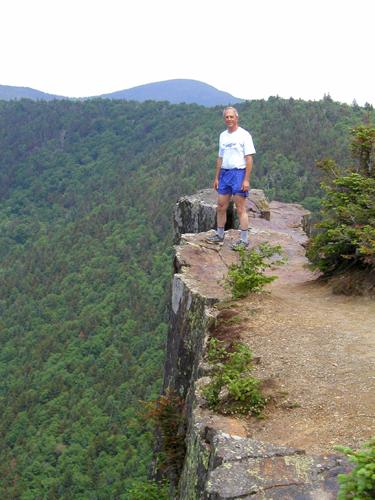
240,229,249,243
217,227,225,238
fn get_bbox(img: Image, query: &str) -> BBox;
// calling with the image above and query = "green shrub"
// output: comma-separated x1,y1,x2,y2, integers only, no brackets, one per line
127,479,170,500
307,126,375,275
307,173,375,273
225,243,283,298
203,339,265,416
336,437,375,499
205,337,228,364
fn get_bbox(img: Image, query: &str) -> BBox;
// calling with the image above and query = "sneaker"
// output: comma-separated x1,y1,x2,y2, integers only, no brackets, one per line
206,233,224,244
230,240,249,251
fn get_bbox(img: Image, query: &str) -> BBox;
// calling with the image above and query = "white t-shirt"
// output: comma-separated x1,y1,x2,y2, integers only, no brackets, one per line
218,126,256,169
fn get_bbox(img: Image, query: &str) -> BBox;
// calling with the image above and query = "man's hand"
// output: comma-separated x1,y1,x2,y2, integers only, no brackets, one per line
242,179,250,192
213,157,223,191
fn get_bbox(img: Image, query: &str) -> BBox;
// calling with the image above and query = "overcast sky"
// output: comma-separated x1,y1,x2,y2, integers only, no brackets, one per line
1,0,374,105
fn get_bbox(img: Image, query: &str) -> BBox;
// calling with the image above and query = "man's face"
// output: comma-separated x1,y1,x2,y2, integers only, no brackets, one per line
224,110,238,132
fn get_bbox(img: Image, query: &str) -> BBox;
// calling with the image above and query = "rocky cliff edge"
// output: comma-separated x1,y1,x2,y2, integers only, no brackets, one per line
160,189,374,499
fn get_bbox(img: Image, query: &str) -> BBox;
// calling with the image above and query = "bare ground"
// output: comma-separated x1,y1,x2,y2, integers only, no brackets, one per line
233,278,375,454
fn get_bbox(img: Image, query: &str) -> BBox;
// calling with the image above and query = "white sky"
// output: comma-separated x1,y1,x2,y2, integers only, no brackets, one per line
1,0,374,105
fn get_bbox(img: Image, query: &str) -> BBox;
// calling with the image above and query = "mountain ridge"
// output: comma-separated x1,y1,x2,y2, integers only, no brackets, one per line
0,79,244,106
0,84,67,101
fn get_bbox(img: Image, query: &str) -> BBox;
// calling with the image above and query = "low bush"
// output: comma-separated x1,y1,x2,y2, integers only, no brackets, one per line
336,437,375,499
225,243,283,299
128,479,170,500
203,338,265,416
307,173,375,273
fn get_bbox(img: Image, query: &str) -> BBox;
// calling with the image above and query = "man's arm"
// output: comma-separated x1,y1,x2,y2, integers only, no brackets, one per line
241,154,253,192
213,157,223,190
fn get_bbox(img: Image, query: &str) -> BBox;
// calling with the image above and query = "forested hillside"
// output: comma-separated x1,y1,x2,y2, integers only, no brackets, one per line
0,97,372,497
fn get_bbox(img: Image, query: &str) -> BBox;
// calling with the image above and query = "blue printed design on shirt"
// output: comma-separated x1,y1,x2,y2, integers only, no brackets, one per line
223,141,242,150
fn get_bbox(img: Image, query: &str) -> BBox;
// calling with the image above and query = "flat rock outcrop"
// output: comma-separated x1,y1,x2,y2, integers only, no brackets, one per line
173,188,271,243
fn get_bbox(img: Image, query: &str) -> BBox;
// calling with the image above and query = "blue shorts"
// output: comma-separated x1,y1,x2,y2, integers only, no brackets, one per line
217,168,248,197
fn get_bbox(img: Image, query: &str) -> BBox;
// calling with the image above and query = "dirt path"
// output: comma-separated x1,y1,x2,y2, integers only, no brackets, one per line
239,278,375,454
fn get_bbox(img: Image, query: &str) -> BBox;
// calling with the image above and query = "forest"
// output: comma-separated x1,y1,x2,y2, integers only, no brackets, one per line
0,96,373,498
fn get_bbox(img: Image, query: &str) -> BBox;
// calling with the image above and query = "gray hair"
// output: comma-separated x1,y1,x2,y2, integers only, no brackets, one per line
223,106,239,118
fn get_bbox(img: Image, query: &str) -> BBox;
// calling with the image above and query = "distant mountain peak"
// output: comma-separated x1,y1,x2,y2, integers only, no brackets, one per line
100,79,244,106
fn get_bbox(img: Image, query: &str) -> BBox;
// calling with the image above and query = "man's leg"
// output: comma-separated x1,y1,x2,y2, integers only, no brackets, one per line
233,194,249,246
217,194,231,229
206,194,231,243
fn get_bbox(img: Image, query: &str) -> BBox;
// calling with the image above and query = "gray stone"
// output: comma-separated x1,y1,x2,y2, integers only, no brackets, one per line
173,188,272,243
217,386,230,405
210,432,305,466
247,188,271,221
173,189,219,243
205,453,350,499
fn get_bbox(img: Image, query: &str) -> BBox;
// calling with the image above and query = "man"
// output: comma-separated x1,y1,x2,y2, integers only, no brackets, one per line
207,106,256,250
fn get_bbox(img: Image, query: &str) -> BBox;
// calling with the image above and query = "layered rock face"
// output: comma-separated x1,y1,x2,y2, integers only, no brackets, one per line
162,190,350,499
173,188,272,243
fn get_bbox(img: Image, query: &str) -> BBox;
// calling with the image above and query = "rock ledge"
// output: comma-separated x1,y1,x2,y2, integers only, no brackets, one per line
162,190,350,499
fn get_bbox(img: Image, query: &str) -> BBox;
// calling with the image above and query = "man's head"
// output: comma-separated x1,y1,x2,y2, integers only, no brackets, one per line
223,106,239,132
